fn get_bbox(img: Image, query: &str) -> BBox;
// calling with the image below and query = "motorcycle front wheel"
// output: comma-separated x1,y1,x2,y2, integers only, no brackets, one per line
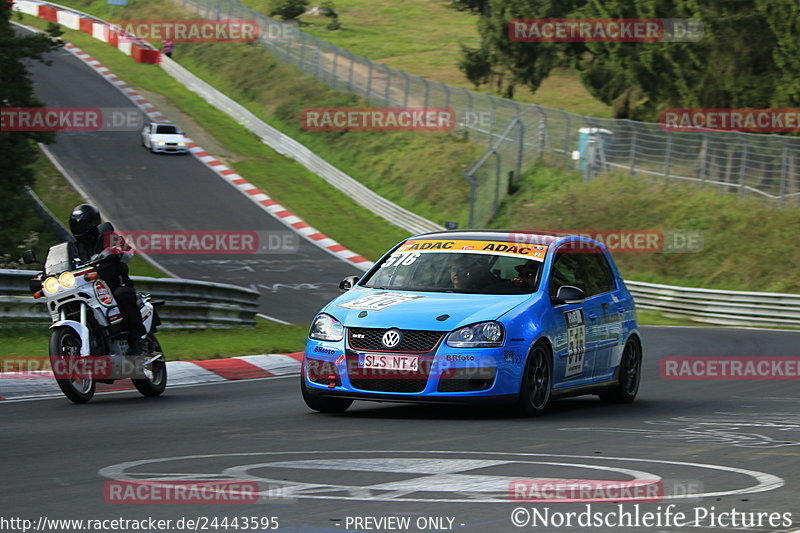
132,334,167,397
49,327,96,404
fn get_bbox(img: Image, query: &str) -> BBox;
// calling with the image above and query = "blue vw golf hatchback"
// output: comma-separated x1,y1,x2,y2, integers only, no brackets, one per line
301,231,642,416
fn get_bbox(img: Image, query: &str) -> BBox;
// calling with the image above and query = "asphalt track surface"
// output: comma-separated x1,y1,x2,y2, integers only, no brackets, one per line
24,32,361,324
3,326,800,533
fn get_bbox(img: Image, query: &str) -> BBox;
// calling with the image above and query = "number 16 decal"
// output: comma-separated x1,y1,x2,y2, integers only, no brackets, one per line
564,308,586,378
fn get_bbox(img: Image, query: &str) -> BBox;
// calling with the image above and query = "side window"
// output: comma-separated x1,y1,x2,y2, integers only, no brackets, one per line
581,252,616,297
548,250,583,299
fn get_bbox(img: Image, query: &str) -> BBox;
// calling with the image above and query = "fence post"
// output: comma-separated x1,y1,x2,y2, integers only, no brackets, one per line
780,143,789,206
487,94,497,146
664,131,673,179
462,171,477,229
383,65,392,106
629,126,638,176
365,60,374,101
346,51,355,92
493,150,501,218
562,110,571,161
298,29,308,70
700,133,709,187
535,105,546,160
442,82,451,113
464,88,473,139
515,117,524,184
402,72,411,108
738,137,749,196
330,46,339,89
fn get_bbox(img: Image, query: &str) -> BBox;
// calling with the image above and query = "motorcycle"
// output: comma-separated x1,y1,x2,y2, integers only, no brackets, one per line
22,224,167,403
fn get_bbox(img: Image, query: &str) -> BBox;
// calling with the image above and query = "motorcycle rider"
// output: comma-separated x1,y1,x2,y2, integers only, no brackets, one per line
68,204,147,355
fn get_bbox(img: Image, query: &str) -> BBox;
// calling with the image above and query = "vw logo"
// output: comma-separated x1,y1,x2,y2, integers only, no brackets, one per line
381,329,403,349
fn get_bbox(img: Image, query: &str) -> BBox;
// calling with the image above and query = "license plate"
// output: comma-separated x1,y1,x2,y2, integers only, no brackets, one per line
358,353,419,371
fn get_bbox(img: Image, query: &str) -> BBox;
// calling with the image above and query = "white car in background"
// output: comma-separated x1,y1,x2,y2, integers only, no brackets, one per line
140,122,189,154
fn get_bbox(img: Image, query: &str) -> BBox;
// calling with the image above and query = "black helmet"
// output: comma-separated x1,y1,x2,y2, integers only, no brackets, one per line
69,204,101,239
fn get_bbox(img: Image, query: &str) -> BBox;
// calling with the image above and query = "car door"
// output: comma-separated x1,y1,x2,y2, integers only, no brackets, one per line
581,251,624,382
547,246,596,388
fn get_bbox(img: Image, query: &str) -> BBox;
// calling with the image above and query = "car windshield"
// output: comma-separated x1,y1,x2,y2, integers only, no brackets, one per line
360,238,547,294
44,242,77,276
155,125,179,134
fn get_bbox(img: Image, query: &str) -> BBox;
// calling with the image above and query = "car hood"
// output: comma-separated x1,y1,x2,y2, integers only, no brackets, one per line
323,288,532,330
150,133,186,142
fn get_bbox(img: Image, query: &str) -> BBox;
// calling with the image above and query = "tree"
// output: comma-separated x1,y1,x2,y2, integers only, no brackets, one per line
268,0,310,22
0,4,63,256
457,0,797,121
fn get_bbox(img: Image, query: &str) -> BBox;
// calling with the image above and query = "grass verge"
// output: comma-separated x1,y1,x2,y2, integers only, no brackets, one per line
239,0,612,116
492,164,800,293
0,319,308,360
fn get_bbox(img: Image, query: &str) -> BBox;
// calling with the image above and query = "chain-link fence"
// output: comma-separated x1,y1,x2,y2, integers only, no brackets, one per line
175,0,800,227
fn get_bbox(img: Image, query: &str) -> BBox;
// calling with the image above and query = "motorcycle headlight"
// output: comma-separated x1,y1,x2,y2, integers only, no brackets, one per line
58,271,75,289
309,313,344,342
42,276,60,294
446,321,504,348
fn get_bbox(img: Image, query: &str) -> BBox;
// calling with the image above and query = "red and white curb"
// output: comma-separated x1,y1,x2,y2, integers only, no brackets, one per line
59,40,374,271
0,353,302,401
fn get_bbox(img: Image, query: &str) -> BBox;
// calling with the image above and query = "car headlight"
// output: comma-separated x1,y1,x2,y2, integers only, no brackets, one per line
446,321,504,348
58,271,75,289
178,142,186,146
156,142,166,146
309,313,344,342
42,276,60,294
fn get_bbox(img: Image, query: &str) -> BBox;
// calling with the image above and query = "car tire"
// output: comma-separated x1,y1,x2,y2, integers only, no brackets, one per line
300,374,353,413
515,341,552,417
599,336,641,403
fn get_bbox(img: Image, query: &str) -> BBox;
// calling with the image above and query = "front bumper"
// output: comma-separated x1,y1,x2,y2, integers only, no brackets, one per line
303,340,519,402
151,144,188,153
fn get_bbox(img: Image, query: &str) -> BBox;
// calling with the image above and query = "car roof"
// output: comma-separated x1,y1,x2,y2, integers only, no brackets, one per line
408,230,604,248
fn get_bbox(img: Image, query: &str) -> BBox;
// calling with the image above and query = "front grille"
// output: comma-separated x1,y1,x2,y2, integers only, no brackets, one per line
348,328,444,352
346,351,431,393
350,378,428,393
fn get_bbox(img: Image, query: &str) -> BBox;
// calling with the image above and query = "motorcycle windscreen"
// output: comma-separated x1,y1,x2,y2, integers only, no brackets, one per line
44,242,78,276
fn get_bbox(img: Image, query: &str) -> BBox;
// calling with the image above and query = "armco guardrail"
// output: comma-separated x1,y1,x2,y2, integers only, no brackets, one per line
626,281,800,329
0,270,259,328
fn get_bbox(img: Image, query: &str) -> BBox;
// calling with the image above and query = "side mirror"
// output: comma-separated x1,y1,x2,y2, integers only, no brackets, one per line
339,276,360,291
553,285,585,305
21,250,39,265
